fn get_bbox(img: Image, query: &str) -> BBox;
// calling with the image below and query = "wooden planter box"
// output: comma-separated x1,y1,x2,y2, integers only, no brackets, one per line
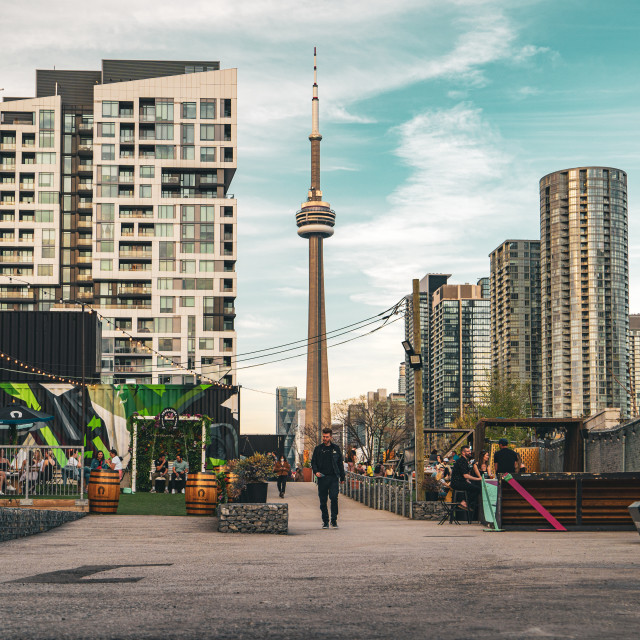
498,472,640,531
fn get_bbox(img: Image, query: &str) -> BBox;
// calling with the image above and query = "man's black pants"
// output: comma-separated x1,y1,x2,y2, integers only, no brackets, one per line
276,476,287,495
452,481,481,509
317,475,339,524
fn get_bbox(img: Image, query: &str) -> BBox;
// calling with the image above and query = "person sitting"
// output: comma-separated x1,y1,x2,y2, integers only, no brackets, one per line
0,449,14,494
62,449,81,486
473,450,494,479
107,448,123,481
150,453,169,493
84,450,109,485
40,450,56,487
169,454,189,494
450,445,482,512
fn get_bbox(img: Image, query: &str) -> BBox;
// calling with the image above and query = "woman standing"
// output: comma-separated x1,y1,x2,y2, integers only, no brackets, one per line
273,455,291,498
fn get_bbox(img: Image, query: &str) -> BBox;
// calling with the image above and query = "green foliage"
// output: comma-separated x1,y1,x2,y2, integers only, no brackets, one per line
477,370,531,420
127,413,213,491
228,453,273,496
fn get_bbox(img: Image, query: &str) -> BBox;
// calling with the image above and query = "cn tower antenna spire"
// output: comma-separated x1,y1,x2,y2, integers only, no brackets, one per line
296,47,336,439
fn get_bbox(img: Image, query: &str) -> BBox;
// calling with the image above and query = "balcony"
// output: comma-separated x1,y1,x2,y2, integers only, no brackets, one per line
77,273,93,282
119,250,152,260
119,263,151,272
0,143,16,150
78,144,93,153
78,202,93,211
114,345,152,354
78,123,93,132
77,291,94,299
0,290,34,299
114,365,153,373
1,199,16,206
117,285,152,296
0,254,33,263
77,255,92,264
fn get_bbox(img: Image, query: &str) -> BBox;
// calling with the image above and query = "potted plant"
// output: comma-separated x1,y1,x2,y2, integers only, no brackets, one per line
302,460,313,483
229,453,273,503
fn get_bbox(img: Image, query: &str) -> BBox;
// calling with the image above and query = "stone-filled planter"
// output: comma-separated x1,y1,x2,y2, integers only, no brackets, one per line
0,507,87,542
412,501,445,520
239,482,268,503
218,503,288,534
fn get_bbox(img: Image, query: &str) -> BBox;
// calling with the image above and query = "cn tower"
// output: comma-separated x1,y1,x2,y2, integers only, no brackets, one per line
296,48,335,437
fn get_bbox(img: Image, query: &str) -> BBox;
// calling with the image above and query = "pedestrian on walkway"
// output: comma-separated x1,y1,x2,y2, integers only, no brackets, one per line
311,427,345,529
274,455,290,498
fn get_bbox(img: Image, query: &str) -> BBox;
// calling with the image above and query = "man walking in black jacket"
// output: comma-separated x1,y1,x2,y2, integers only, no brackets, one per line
311,427,345,529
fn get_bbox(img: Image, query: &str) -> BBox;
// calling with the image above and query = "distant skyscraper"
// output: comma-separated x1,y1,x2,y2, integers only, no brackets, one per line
477,277,490,300
430,284,490,426
490,239,541,415
276,387,305,466
398,362,406,394
540,167,629,417
404,273,450,428
296,49,335,435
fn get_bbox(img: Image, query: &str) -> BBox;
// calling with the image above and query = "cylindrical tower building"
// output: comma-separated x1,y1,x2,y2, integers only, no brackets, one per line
540,167,629,418
297,49,335,435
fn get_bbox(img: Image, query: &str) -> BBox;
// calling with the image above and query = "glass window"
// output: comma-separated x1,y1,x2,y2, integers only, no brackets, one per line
182,102,196,119
201,224,214,241
102,101,118,117
37,264,53,276
159,260,175,271
99,122,115,137
35,210,53,223
200,99,216,119
181,260,196,273
223,99,232,118
99,240,114,252
100,259,112,271
199,260,215,272
181,242,195,253
140,185,152,198
181,124,194,144
38,191,58,204
200,147,215,162
159,241,174,258
97,203,114,221
35,152,56,165
201,242,214,254
156,223,174,237
140,165,154,178
156,100,174,122
200,205,215,221
39,110,55,129
181,205,195,221
200,124,215,141
182,224,195,239
157,278,172,289
38,172,54,187
156,145,175,159
180,296,195,307
101,145,115,161
155,124,174,140
158,205,174,219
181,145,195,160
38,132,54,148
160,297,175,313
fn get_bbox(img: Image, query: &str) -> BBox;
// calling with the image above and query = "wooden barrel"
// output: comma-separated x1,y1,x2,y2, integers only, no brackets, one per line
88,469,121,514
185,472,218,516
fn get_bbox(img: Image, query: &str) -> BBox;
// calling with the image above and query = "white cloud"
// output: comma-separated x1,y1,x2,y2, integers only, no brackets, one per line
332,103,535,303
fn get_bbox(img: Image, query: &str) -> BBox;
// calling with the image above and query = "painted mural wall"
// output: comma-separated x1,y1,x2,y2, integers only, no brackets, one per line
0,383,239,461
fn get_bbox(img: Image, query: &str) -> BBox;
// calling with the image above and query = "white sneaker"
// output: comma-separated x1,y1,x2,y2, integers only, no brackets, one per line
150,488,156,493
172,489,176,494
0,491,4,495
181,488,185,494
6,484,15,491
164,489,169,493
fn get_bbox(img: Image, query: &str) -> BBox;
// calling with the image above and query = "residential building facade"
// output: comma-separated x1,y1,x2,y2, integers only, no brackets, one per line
0,60,237,386
489,239,542,415
629,314,640,417
431,283,490,427
540,167,628,417
404,273,450,428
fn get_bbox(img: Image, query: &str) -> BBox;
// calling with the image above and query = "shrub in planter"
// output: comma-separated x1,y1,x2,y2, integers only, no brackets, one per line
228,454,273,502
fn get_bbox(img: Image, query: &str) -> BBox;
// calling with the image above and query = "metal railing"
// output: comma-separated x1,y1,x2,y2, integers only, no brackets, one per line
340,471,413,518
0,446,85,501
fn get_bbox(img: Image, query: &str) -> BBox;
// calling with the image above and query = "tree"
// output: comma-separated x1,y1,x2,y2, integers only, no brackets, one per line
333,395,410,465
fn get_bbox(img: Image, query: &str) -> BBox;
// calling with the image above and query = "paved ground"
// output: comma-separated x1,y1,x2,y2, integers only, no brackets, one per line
0,482,638,639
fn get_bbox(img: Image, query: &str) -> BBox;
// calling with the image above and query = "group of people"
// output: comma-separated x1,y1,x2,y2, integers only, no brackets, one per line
0,447,123,494
449,438,522,512
149,453,189,493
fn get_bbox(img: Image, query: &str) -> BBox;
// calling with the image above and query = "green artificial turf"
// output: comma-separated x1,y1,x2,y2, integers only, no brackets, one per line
116,492,188,516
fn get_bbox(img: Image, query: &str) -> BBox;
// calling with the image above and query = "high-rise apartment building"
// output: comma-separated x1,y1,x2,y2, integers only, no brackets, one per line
628,315,640,416
404,273,450,428
0,60,237,386
490,239,542,415
477,277,490,300
398,362,406,395
276,387,305,466
430,284,490,427
540,167,628,417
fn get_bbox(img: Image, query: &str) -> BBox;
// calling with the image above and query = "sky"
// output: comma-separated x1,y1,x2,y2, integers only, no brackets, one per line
3,0,640,433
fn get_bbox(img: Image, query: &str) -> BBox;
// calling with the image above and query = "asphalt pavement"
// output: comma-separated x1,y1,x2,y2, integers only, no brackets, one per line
0,482,638,639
